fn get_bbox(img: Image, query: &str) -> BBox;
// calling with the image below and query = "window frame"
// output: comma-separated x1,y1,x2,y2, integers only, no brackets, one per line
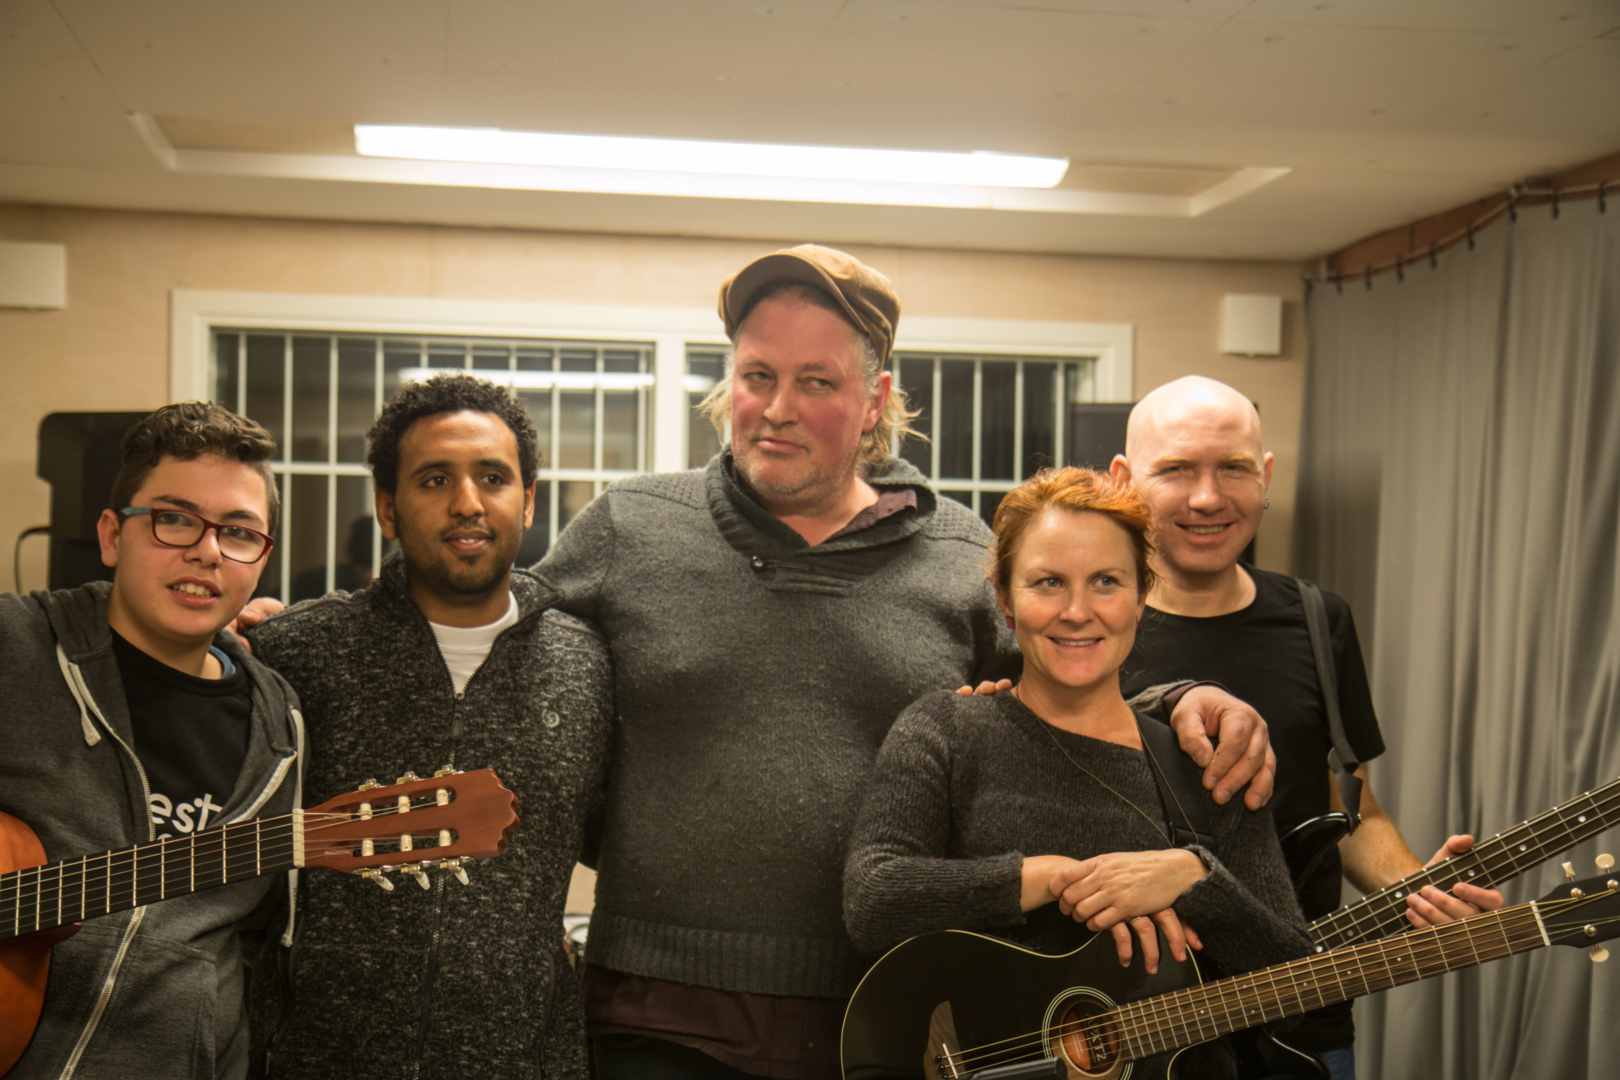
171,290,1133,585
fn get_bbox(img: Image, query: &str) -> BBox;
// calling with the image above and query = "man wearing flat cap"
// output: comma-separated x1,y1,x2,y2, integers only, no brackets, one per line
536,244,1274,1079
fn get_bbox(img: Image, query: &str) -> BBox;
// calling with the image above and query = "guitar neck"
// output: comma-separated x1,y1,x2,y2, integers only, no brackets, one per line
1118,901,1550,1061
1310,775,1620,951
0,814,301,940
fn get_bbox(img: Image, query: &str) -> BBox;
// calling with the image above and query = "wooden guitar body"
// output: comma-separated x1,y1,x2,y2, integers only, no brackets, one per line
841,929,1202,1080
0,811,78,1077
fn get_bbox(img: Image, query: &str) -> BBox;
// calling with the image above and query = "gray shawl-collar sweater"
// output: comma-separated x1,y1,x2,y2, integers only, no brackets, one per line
246,556,613,1079
536,453,1021,998
0,582,301,1080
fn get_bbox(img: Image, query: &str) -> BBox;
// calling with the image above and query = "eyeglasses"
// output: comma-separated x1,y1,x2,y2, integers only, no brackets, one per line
119,507,276,564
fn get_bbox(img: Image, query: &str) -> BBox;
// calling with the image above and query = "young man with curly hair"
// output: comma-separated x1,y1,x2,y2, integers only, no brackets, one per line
0,402,303,1080
244,373,612,1079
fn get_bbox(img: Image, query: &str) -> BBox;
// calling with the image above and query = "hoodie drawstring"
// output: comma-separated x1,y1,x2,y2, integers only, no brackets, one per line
55,643,105,747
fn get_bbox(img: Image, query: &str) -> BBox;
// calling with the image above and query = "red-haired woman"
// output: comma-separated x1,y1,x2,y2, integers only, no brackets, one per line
843,467,1312,1077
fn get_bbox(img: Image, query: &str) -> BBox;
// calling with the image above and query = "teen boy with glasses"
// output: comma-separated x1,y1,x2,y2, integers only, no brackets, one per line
0,402,304,1080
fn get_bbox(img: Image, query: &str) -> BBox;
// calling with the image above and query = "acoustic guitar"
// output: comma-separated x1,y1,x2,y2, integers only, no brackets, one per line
840,862,1620,1079
0,767,519,1077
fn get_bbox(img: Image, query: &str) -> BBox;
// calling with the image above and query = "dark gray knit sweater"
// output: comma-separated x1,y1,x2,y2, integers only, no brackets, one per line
536,454,1021,998
843,690,1311,970
246,556,613,1080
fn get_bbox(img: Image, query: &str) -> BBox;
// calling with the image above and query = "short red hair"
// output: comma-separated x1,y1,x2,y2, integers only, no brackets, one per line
990,466,1157,598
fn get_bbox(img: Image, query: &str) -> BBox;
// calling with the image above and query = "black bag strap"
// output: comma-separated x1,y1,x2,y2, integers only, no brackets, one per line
1135,713,1217,851
1296,578,1364,834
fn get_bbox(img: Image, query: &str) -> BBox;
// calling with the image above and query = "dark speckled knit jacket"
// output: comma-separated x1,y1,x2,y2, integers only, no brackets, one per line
246,556,612,1080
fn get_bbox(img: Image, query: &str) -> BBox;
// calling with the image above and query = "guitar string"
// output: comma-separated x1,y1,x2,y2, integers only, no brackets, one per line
0,804,454,905
1317,810,1620,947
959,906,1619,1069
937,897,1616,1069
0,799,485,920
1314,782,1620,945
944,913,1557,1069
0,802,445,899
1317,782,1620,940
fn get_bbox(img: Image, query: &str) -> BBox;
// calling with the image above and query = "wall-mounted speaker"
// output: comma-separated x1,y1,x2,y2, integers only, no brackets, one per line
37,412,148,590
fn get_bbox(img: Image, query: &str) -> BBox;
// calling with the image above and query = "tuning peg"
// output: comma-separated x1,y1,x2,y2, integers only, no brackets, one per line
356,778,381,792
1597,853,1615,871
1564,861,1577,881
433,765,458,777
360,868,394,892
397,771,421,785
439,857,470,886
1590,945,1609,963
402,864,432,890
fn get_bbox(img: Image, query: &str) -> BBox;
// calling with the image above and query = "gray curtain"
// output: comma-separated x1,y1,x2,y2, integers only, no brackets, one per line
1296,202,1620,1079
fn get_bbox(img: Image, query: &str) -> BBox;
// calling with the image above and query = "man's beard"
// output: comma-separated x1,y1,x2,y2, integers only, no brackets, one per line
733,426,863,506
400,523,513,600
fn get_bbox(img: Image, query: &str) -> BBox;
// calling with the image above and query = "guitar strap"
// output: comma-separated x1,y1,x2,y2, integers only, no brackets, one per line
1296,578,1364,834
1136,714,1217,851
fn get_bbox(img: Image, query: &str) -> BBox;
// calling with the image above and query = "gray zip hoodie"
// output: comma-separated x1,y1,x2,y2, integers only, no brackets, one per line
0,582,303,1080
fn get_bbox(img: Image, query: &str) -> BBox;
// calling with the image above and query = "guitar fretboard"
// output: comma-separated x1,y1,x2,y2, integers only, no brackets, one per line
1310,775,1620,951
0,816,298,941
1110,898,1560,1061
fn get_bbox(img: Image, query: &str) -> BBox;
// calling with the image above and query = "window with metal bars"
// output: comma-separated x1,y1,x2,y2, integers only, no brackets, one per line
212,329,652,604
893,353,1098,526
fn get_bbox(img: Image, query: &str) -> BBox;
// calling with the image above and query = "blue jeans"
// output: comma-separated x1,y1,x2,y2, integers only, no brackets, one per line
1318,1045,1357,1080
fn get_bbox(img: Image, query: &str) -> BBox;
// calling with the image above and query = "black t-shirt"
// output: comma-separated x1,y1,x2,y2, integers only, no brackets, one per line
1119,568,1385,1052
111,631,253,841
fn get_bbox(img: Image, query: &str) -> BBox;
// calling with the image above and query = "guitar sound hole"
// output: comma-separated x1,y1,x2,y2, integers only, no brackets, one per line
1053,997,1120,1077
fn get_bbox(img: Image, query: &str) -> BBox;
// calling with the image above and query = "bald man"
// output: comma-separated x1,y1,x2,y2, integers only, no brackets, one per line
1110,375,1501,1078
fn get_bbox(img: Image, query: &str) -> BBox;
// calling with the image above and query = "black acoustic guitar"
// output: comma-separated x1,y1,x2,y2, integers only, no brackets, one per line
841,867,1620,1079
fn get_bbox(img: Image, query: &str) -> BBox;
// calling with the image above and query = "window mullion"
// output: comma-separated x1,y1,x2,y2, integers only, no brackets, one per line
1013,360,1025,481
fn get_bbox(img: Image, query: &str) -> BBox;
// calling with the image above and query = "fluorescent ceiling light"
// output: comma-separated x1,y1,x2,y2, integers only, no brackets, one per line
356,125,1068,189
400,367,654,391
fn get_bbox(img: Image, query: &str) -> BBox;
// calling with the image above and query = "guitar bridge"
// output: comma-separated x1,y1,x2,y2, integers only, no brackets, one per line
925,1000,965,1079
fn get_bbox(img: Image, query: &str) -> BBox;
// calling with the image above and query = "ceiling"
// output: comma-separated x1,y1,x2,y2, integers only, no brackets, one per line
1,0,1616,262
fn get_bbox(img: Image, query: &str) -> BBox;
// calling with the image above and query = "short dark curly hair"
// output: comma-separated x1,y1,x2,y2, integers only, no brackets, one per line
110,402,280,531
367,373,540,494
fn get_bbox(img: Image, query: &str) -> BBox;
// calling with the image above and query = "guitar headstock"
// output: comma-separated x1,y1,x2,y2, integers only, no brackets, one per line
298,768,520,888
1539,856,1620,962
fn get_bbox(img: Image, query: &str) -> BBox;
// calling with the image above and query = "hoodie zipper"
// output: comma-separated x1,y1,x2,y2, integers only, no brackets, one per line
56,659,157,1080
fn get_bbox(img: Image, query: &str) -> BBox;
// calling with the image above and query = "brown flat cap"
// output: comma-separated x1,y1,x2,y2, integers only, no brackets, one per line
718,244,901,364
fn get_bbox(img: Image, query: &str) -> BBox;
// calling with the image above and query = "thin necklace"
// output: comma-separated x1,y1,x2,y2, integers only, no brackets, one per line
1013,684,1170,845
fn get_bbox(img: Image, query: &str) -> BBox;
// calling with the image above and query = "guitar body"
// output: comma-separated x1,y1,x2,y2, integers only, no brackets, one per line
0,811,79,1078
1276,813,1352,897
841,930,1205,1080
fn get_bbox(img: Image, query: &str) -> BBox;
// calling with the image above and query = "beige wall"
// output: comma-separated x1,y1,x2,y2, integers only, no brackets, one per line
0,203,1309,593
